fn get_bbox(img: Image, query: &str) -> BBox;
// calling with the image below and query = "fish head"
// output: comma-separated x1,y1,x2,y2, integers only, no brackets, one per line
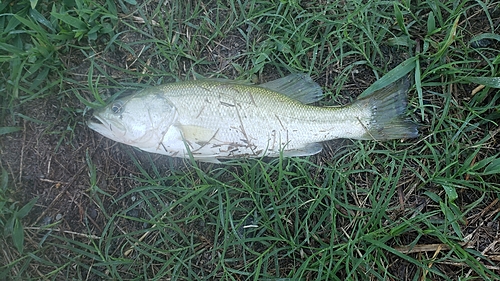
88,92,177,148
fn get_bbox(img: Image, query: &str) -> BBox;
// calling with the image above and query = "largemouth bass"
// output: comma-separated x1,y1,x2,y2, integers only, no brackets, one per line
88,74,417,163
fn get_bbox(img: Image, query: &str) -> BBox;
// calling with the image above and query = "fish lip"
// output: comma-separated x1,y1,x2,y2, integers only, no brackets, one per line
87,114,108,130
87,114,120,137
87,113,127,141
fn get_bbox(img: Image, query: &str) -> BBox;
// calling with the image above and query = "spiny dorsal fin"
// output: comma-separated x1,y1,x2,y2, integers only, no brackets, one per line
259,73,323,104
198,74,323,104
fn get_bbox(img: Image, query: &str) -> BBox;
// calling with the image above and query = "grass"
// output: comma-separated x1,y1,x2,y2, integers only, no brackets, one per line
1,0,500,280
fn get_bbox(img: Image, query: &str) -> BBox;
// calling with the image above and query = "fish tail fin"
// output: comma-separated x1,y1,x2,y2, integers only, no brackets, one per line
356,79,418,140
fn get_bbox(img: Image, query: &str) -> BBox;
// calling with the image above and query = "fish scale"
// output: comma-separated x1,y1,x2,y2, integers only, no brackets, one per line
164,82,368,156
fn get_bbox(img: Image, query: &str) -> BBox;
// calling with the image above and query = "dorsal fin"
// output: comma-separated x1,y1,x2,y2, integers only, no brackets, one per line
259,73,323,104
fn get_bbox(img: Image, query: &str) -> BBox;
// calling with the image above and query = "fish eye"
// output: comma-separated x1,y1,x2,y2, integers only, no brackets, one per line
111,101,124,114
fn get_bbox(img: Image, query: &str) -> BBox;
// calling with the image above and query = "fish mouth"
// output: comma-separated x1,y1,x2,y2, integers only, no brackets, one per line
87,113,127,142
87,114,121,139
87,114,109,131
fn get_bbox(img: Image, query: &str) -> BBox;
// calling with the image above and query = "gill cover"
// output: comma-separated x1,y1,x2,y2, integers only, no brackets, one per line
88,90,178,148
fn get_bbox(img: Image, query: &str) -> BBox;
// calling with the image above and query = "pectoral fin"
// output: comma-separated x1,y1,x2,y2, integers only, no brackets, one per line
177,125,218,146
173,125,222,163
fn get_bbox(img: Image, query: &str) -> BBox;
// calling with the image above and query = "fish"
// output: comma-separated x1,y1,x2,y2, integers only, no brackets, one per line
88,73,417,163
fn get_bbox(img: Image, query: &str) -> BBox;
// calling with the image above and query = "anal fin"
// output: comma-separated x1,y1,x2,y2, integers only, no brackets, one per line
282,143,323,157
